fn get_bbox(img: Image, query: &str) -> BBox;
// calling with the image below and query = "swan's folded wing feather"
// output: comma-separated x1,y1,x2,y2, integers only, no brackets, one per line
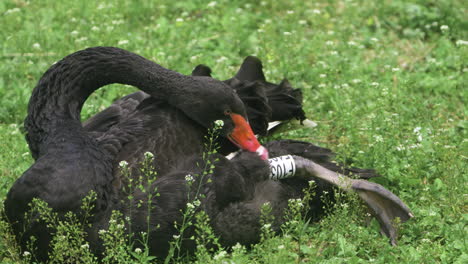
83,91,149,134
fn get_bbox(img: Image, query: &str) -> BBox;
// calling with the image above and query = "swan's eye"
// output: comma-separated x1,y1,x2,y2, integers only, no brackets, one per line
224,109,232,116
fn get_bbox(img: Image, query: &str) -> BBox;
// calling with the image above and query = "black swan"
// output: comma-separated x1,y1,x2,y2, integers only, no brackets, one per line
3,47,267,261
4,47,412,262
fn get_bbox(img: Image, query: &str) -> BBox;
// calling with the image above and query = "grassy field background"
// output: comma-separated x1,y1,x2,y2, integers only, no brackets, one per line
0,0,466,263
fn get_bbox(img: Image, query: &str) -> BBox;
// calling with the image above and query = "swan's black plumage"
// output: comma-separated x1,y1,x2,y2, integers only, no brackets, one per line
5,48,387,262
3,47,264,261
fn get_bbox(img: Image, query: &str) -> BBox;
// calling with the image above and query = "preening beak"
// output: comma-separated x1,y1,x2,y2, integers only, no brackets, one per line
227,113,269,160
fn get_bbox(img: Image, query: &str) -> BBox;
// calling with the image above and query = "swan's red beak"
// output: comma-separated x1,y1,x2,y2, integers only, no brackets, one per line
227,113,269,160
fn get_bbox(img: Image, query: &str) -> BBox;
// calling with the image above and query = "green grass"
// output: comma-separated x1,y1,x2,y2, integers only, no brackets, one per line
0,0,466,263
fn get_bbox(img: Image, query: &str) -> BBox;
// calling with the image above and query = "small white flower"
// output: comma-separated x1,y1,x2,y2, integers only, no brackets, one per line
118,40,129,45
75,37,88,42
347,41,357,46
264,19,272,24
370,82,379,86
318,83,326,88
185,174,194,182
286,10,294,15
216,56,228,63
207,1,217,8
176,18,184,23
382,87,389,96
283,31,292,36
5,8,20,15
214,119,224,127
135,247,142,253
352,79,361,84
23,251,31,256
312,9,321,14
232,243,243,250
319,74,327,78
91,26,99,31
32,43,41,49
71,30,79,36
263,223,271,229
117,224,124,229
392,67,400,72
173,234,180,239
99,229,107,235
119,160,128,168
325,40,334,46
299,20,307,25
456,40,468,46
278,245,285,249
144,151,154,159
193,199,201,207
112,19,124,25
370,37,379,42
341,83,349,88
330,51,338,55
213,250,227,260
440,25,449,31
413,127,422,134
81,243,89,249
374,135,383,142
187,203,195,210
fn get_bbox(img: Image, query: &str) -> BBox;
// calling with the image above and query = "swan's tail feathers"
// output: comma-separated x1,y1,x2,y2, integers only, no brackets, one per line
265,79,306,123
234,56,266,82
230,57,306,125
191,64,212,77
291,155,413,246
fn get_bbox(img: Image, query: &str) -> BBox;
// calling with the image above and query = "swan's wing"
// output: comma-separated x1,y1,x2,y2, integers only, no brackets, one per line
233,56,266,82
83,91,149,134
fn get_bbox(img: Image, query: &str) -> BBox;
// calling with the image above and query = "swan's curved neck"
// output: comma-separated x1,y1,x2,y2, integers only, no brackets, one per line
25,47,192,157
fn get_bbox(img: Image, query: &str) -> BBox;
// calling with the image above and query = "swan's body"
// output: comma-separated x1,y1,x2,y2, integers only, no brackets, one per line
4,47,267,261
5,48,412,262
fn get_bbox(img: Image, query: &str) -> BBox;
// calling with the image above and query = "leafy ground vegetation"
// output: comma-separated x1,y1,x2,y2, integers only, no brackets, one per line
0,0,466,263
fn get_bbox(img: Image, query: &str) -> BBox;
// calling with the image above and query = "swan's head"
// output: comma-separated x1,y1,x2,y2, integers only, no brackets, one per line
177,76,268,160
